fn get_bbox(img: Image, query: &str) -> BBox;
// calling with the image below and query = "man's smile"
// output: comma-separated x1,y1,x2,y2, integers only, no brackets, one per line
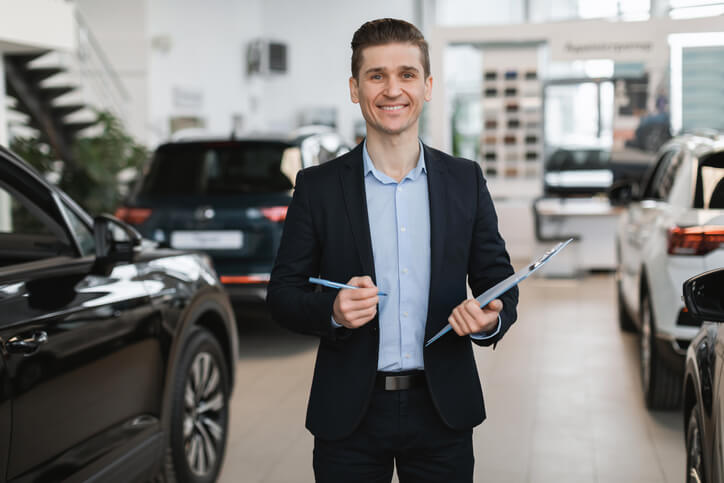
379,104,408,111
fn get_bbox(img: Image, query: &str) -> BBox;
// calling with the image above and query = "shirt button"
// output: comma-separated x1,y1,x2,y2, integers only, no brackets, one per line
402,268,408,274
403,312,408,317
404,353,411,359
397,186,403,192
400,226,406,232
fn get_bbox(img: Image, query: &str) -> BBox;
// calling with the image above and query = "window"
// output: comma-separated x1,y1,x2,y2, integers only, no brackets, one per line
0,184,74,267
694,152,724,208
141,141,295,196
59,201,95,256
643,150,683,200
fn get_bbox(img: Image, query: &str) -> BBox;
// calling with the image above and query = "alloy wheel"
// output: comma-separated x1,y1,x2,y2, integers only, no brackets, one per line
183,351,226,476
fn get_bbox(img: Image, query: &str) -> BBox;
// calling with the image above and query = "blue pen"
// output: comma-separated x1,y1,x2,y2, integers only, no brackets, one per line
309,277,388,296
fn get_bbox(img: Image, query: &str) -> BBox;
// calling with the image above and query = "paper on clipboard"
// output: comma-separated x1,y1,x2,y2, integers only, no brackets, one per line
424,238,574,347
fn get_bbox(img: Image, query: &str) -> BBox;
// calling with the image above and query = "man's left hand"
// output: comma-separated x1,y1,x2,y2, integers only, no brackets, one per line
448,298,502,336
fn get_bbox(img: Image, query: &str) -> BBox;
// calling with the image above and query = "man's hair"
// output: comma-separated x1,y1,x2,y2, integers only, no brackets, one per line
351,18,430,80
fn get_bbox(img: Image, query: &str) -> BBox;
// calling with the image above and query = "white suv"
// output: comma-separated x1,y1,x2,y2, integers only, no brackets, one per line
613,132,724,410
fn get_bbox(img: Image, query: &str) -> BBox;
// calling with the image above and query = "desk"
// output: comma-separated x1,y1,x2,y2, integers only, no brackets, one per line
533,197,623,275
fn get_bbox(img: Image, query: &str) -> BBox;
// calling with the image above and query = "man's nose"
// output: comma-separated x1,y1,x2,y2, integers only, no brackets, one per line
384,78,402,97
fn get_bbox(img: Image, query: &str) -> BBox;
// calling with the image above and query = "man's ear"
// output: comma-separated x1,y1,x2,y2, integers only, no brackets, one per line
349,76,360,104
424,75,433,102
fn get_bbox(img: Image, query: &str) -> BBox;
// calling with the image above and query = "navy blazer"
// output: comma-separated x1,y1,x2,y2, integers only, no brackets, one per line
267,142,518,440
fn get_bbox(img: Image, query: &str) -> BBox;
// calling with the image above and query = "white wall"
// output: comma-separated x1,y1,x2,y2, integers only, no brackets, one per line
144,0,418,146
255,0,418,141
0,0,75,53
76,0,149,143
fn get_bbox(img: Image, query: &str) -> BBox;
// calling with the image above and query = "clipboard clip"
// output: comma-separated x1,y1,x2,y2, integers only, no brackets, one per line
529,238,573,271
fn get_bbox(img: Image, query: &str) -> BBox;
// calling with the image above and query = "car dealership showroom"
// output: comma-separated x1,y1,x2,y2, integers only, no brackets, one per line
2,0,724,482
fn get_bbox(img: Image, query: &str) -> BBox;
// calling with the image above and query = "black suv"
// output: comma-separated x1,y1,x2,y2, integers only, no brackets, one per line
0,146,238,482
116,133,349,307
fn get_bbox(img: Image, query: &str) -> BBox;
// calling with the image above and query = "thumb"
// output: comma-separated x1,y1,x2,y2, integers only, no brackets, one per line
485,299,503,313
357,276,375,288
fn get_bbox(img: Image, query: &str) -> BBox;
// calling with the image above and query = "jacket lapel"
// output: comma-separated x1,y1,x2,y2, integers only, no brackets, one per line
424,144,448,337
339,144,377,282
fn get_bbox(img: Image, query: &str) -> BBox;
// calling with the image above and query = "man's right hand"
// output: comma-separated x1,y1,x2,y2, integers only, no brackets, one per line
332,276,379,329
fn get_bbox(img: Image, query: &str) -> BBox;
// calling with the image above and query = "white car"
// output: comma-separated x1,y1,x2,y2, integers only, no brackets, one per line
614,132,724,410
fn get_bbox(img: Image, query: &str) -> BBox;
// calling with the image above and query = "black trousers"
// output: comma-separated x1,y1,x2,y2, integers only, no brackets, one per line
313,383,474,483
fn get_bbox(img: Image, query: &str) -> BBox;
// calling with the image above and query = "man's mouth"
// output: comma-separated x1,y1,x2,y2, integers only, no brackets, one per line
379,105,407,111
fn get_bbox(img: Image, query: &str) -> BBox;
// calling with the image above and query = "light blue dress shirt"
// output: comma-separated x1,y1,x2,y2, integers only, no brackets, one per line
333,141,500,371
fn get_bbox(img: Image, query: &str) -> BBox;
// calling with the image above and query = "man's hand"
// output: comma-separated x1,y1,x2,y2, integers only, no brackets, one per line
332,276,379,329
448,298,502,336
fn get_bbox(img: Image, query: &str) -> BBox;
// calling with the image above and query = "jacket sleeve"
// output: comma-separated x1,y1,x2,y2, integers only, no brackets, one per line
266,169,340,340
467,162,519,347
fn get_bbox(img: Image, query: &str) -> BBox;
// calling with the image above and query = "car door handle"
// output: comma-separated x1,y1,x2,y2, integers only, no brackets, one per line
6,331,48,355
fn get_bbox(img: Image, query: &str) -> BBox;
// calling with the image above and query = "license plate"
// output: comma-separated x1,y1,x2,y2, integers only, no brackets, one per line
170,231,243,250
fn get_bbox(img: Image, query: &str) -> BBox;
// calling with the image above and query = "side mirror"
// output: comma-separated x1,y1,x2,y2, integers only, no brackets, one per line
607,180,638,206
683,269,724,323
93,214,142,264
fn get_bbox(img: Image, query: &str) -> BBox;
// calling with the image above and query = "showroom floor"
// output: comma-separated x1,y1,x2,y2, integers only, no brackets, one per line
217,272,684,483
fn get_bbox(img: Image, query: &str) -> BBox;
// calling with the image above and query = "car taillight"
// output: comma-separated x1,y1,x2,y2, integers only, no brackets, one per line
667,225,724,255
260,206,288,222
220,274,270,284
115,206,152,225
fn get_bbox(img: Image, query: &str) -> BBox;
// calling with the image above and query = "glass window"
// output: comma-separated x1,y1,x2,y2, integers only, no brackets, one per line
140,141,295,196
0,184,73,267
694,152,724,208
670,0,724,18
60,201,95,256
643,149,682,200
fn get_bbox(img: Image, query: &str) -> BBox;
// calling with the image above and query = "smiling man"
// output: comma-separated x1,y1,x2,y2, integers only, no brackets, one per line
267,18,518,483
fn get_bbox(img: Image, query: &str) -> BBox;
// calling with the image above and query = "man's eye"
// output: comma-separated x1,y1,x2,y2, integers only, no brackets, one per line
402,73,415,79
371,74,382,80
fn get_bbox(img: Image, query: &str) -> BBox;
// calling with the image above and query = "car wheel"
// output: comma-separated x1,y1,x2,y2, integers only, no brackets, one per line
640,293,682,409
165,327,230,483
617,275,636,332
686,407,704,483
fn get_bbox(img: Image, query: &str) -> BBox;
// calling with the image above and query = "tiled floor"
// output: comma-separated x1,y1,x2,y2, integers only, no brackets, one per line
218,273,685,482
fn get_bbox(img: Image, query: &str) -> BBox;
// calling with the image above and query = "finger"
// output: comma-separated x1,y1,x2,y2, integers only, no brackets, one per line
455,304,479,334
346,306,377,326
348,276,375,289
483,298,503,313
450,307,473,336
448,313,465,336
346,287,379,300
339,296,379,313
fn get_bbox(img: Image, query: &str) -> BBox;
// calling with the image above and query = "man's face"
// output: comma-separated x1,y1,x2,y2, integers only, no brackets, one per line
349,42,432,138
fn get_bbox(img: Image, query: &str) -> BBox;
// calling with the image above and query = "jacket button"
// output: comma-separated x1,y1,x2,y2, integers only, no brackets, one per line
370,325,378,334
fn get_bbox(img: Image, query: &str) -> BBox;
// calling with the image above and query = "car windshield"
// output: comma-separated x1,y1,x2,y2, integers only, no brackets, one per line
140,141,295,195
546,149,611,171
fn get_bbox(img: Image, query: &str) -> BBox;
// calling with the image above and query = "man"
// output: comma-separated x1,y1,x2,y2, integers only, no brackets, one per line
267,18,518,483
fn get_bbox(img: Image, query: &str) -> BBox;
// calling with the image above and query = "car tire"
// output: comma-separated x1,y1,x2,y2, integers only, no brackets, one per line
617,276,636,332
640,293,682,410
686,406,705,483
164,327,230,483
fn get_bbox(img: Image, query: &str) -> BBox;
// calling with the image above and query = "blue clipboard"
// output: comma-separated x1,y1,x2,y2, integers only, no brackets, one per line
424,238,574,347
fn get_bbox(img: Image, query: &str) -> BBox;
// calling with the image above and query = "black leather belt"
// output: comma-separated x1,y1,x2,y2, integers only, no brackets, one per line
375,371,426,391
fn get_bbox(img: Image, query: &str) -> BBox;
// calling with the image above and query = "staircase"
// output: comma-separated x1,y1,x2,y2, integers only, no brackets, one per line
2,9,129,163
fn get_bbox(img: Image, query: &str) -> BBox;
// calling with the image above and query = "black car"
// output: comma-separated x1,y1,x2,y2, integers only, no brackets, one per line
0,145,238,482
683,268,724,483
115,133,349,307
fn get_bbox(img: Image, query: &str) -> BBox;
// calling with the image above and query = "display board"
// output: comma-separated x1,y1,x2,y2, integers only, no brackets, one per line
479,47,543,181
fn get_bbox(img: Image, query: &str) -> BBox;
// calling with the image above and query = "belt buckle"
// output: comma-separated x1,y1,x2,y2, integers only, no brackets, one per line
385,375,407,391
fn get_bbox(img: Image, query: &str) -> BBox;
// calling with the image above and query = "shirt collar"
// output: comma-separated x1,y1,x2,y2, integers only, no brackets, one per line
363,139,427,184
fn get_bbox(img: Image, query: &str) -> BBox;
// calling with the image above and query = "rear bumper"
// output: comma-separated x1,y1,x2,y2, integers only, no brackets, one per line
223,282,268,305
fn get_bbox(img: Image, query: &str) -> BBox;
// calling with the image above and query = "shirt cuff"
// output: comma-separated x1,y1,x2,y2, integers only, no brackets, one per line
331,315,343,329
470,314,501,340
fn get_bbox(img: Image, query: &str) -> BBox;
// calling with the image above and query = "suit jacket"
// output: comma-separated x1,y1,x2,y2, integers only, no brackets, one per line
267,142,518,440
